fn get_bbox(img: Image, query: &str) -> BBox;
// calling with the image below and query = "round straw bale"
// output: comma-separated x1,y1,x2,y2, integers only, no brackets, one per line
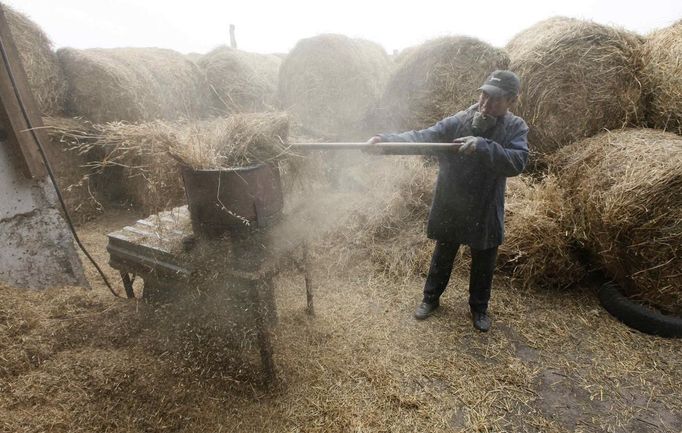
553,128,682,313
499,175,584,290
3,4,66,115
57,47,212,123
376,36,509,132
507,17,645,160
197,46,281,114
278,34,391,140
641,20,682,134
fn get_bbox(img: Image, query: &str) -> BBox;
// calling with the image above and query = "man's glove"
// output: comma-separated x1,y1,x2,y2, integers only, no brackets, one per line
454,136,479,155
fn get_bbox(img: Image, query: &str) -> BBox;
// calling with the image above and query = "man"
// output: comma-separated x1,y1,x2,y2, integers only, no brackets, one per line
367,70,528,332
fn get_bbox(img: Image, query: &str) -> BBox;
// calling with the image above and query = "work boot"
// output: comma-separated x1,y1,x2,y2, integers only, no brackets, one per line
471,310,491,332
414,300,439,320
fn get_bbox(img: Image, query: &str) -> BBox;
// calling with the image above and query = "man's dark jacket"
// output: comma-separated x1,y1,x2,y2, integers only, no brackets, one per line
379,104,529,250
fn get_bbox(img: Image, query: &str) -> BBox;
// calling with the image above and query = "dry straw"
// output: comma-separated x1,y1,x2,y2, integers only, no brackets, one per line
316,158,583,288
168,112,291,170
197,46,281,114
49,113,291,213
553,128,682,314
507,17,645,160
642,19,682,135
278,34,391,140
57,47,212,123
2,3,66,115
499,175,585,290
377,36,509,132
42,116,105,223
3,261,681,432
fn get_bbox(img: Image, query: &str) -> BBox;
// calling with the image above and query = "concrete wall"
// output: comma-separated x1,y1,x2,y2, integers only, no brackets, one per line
0,138,88,289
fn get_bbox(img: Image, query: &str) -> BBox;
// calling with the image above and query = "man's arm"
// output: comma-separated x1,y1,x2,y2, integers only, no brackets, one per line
473,120,529,177
377,116,459,143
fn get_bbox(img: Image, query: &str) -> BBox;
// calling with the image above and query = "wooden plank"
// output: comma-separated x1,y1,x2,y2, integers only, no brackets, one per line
0,5,47,179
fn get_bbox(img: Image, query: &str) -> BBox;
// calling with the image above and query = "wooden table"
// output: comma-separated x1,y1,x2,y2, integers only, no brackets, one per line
106,206,313,383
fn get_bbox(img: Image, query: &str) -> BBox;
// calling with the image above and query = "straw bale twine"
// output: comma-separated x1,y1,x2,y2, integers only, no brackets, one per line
507,17,645,159
2,3,66,115
57,47,212,123
377,36,509,131
499,175,584,289
278,34,390,140
197,46,281,114
642,20,682,134
553,128,682,313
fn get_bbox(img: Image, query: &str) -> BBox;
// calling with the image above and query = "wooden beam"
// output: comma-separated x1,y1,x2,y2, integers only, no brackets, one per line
0,4,47,179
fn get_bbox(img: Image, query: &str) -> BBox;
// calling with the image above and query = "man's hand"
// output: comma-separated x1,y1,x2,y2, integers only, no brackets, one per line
454,136,479,155
363,135,383,154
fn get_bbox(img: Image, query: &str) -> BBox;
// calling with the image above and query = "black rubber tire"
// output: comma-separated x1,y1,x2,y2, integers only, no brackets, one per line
598,281,682,338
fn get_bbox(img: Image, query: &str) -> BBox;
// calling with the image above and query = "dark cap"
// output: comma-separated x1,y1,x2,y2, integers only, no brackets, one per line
478,70,521,98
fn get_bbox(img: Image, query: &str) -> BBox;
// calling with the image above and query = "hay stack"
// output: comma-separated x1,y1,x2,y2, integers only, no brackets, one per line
2,3,66,115
197,46,281,114
642,20,682,134
499,176,584,290
377,36,509,131
553,128,682,313
278,34,390,140
507,17,645,159
57,47,212,123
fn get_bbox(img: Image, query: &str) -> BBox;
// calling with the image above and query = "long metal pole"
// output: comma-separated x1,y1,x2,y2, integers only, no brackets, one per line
289,142,462,155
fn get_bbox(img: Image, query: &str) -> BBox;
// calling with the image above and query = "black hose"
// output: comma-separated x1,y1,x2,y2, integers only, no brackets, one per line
0,28,122,298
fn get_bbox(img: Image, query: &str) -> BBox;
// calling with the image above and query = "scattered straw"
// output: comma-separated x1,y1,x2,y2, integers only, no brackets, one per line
44,113,292,213
41,116,104,223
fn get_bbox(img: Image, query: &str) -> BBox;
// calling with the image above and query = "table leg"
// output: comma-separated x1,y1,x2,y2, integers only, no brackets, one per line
249,279,276,384
303,245,314,316
120,272,135,298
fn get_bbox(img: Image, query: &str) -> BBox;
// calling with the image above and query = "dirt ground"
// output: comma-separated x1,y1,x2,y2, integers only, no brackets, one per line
1,208,681,433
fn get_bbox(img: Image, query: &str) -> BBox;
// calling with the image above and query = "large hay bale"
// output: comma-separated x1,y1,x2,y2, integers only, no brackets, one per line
553,128,682,313
499,175,584,290
2,3,66,115
197,46,281,114
57,47,212,123
642,20,682,134
507,17,645,159
377,36,509,131
278,34,390,140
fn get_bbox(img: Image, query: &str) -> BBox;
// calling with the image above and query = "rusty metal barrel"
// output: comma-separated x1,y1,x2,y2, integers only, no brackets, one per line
181,163,283,237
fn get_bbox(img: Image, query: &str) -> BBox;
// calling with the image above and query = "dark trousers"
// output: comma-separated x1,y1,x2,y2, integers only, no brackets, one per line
423,241,498,313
